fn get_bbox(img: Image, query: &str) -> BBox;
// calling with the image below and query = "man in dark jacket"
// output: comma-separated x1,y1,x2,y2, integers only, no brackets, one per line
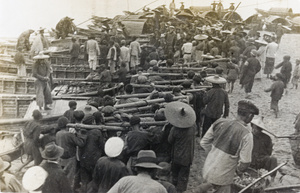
240,49,261,98
275,55,292,87
165,101,196,193
264,73,285,117
202,75,229,137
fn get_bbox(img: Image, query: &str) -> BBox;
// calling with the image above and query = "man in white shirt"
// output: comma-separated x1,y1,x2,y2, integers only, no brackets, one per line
181,38,193,65
264,37,278,78
129,37,141,69
120,40,130,71
86,36,100,72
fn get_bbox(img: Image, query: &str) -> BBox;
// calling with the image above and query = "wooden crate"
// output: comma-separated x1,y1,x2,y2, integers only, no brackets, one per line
0,76,36,94
0,95,34,118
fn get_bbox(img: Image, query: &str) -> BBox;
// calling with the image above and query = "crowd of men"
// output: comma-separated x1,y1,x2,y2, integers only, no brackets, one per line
5,4,300,193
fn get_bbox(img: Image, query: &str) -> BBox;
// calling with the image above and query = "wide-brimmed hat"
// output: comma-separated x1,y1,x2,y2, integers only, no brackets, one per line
255,39,268,45
117,28,122,32
194,34,208,41
22,166,48,191
251,116,267,130
165,101,196,128
104,137,124,157
205,75,226,84
0,158,10,172
238,100,259,115
33,51,50,60
77,105,98,115
41,142,64,160
135,150,162,169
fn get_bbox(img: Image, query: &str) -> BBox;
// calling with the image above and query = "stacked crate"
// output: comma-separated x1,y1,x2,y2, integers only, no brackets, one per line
0,76,35,118
50,54,91,79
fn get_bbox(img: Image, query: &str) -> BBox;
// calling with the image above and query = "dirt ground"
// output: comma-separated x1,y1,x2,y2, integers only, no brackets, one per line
187,33,300,192
6,33,300,192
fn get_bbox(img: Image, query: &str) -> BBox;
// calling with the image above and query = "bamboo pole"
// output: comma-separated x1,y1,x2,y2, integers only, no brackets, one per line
66,123,126,131
103,113,155,122
131,83,183,89
116,88,210,99
105,121,168,127
118,105,156,113
114,96,187,109
153,79,192,85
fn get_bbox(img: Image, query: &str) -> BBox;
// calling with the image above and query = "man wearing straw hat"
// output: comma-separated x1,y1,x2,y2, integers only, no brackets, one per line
32,51,53,110
250,116,278,182
165,101,196,192
108,150,167,193
202,75,229,137
200,99,259,192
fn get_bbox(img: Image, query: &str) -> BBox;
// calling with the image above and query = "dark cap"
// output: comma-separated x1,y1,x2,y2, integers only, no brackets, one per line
238,100,259,115
181,81,192,89
82,115,95,125
130,116,141,126
73,110,85,122
275,73,284,81
32,110,42,120
57,117,69,128
68,100,77,108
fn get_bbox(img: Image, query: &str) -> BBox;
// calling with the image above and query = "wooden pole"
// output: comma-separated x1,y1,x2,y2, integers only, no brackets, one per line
222,2,242,30
105,121,168,127
118,105,155,113
116,88,210,99
114,96,187,109
153,79,192,85
66,123,126,131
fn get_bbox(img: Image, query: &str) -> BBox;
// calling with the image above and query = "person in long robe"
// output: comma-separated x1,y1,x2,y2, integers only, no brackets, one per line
32,52,52,110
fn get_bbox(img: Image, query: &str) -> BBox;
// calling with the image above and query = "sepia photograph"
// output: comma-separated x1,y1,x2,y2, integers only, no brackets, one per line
0,0,300,192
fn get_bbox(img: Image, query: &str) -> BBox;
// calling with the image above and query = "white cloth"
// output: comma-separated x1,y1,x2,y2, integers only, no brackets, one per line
265,42,278,58
181,42,193,54
86,39,100,70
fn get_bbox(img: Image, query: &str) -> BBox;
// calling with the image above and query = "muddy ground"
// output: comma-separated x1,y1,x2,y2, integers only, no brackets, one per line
187,33,300,192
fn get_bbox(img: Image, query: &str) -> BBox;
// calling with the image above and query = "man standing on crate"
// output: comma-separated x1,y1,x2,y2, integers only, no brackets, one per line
32,52,52,110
